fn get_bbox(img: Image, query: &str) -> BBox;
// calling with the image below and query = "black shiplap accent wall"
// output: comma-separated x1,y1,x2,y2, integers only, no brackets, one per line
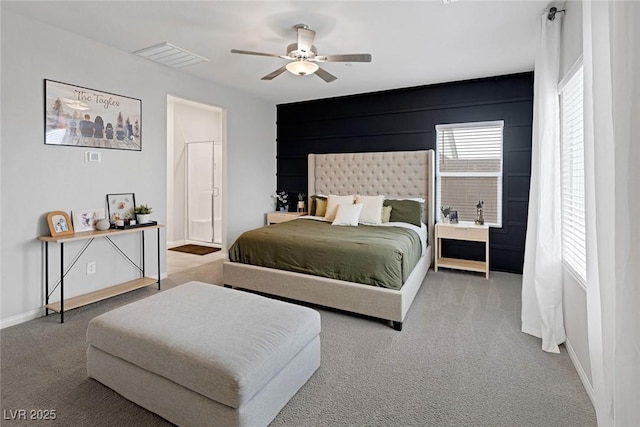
276,72,533,273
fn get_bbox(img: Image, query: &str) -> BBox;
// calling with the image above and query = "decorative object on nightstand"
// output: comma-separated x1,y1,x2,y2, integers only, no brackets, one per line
272,190,289,212
475,200,485,225
440,206,452,223
297,192,306,212
135,204,152,224
448,210,459,224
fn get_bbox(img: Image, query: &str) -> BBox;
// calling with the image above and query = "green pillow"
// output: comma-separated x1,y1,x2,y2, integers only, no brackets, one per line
383,199,422,227
381,205,392,223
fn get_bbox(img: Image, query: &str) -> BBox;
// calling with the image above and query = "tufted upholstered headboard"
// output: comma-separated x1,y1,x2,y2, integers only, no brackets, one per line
308,150,435,252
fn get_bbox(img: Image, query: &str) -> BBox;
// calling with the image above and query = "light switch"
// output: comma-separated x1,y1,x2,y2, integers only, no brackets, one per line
85,151,101,163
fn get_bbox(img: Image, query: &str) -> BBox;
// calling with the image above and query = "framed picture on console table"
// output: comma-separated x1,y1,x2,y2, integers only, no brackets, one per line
72,208,105,232
47,211,74,237
44,80,142,151
106,193,136,223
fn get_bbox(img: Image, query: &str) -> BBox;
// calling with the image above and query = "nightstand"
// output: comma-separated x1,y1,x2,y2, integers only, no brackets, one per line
266,211,307,225
435,221,489,278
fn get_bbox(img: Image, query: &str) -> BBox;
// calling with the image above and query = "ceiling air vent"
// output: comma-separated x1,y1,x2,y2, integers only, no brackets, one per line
133,42,208,68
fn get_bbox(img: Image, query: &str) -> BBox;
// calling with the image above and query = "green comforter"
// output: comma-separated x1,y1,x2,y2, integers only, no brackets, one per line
228,218,422,290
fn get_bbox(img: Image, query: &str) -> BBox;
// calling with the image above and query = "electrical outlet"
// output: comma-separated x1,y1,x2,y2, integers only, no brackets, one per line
87,261,96,275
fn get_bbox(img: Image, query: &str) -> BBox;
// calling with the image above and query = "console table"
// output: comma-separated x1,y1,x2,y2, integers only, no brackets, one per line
38,224,163,323
434,221,489,278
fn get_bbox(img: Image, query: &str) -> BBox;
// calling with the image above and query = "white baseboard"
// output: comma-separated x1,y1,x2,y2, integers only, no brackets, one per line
1,273,168,329
0,308,42,329
565,338,595,407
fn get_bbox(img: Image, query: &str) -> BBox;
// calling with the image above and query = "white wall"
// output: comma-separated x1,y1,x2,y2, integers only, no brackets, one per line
0,10,276,327
560,1,584,78
558,0,593,398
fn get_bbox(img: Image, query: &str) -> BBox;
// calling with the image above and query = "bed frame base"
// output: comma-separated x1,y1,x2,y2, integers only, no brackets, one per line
223,246,431,330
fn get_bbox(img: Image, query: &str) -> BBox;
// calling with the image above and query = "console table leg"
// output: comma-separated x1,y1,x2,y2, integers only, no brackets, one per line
141,230,146,278
157,228,161,290
45,242,49,316
60,242,64,324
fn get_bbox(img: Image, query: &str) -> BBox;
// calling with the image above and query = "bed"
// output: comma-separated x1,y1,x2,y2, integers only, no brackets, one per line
223,150,435,330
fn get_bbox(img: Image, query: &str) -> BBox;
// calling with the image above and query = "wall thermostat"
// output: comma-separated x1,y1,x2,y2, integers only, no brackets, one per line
85,151,101,163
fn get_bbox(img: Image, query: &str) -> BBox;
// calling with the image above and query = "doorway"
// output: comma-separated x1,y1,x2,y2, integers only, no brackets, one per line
167,96,224,251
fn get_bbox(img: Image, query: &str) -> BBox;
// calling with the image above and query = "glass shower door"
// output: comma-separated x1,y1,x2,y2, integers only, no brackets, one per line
186,141,213,243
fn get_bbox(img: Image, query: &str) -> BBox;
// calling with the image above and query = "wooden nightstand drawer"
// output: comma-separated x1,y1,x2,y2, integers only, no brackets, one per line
436,224,487,242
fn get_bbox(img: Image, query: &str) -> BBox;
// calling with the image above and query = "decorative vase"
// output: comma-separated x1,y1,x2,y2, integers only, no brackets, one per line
136,213,151,224
297,201,305,212
96,218,111,231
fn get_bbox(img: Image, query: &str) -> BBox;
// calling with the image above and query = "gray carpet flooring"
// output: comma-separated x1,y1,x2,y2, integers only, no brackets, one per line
1,262,596,426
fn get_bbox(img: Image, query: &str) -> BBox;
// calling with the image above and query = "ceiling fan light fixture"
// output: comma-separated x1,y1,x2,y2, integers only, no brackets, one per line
232,23,370,82
285,60,319,76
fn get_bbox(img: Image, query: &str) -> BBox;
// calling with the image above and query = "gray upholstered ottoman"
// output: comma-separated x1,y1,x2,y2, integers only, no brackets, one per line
87,281,321,427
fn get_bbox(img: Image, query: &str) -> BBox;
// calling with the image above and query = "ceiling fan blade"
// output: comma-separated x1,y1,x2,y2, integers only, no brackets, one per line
315,67,337,83
230,49,288,59
315,54,372,63
261,66,288,80
296,27,316,56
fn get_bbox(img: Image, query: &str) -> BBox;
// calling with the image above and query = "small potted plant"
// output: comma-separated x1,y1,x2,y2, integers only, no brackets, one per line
297,193,306,212
135,204,152,224
440,206,452,223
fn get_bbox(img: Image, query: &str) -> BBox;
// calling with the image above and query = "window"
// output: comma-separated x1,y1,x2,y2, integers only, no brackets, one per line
559,63,586,283
436,121,504,226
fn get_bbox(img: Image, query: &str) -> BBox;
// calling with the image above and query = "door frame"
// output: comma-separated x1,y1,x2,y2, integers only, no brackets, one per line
167,95,227,252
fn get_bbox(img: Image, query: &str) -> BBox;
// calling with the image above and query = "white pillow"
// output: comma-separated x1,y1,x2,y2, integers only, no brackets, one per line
355,195,385,225
332,203,363,226
325,195,355,221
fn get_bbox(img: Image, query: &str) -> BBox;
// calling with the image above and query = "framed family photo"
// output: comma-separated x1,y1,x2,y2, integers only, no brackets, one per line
44,80,142,151
106,193,136,222
47,211,74,237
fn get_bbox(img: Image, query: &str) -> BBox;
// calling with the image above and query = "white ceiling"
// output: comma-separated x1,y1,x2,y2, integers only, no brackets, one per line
4,0,548,105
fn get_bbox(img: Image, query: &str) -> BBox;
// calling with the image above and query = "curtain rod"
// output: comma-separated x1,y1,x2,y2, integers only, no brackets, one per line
548,6,566,21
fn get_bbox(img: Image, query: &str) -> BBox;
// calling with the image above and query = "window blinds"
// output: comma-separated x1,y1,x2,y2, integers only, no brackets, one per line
436,121,504,226
559,65,586,283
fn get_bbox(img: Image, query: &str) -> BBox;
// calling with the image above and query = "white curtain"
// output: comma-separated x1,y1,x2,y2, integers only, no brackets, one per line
583,1,640,425
521,11,566,353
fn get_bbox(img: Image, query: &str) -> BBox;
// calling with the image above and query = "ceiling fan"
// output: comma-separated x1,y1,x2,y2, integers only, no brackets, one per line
230,24,372,83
